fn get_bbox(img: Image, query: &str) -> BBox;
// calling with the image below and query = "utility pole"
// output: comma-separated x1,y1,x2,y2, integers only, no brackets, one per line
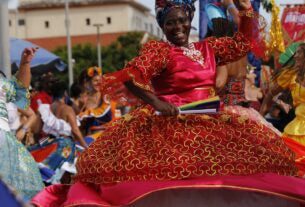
65,0,73,86
93,23,103,68
0,0,11,78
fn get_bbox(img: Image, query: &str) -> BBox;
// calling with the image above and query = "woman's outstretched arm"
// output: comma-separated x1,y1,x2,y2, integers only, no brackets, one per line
16,47,37,88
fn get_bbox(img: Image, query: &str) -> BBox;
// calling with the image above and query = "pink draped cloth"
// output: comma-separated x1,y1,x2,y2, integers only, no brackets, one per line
32,173,305,207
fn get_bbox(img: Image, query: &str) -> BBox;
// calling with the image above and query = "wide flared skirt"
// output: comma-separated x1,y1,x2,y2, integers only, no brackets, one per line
75,105,296,184
32,106,305,206
0,130,44,200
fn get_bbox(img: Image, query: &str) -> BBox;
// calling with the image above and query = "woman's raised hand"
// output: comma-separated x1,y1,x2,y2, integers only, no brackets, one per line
20,47,38,65
153,99,179,116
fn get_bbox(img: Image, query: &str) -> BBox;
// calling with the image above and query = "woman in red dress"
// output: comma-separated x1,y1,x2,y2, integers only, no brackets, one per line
32,0,305,206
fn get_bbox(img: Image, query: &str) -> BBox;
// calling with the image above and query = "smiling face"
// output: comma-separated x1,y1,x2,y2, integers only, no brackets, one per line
162,7,191,47
91,75,101,92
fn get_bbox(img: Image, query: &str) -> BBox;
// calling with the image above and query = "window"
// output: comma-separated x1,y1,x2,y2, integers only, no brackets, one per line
107,17,111,24
86,18,91,25
145,23,148,30
18,19,25,26
9,20,11,27
45,21,49,28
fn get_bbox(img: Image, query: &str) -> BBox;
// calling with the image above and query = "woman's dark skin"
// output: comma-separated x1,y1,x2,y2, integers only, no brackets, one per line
125,8,192,116
163,8,191,47
125,0,248,116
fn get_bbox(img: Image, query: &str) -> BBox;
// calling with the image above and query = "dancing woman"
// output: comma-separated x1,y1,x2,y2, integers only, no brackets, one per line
78,67,113,133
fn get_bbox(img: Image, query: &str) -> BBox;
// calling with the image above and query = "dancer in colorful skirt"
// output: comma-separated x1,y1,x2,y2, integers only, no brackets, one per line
0,48,44,200
78,67,113,134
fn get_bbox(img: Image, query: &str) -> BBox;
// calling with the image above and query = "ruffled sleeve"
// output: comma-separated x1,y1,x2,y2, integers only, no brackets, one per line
101,40,170,93
205,32,251,66
238,9,267,59
204,8,264,65
6,77,30,110
275,69,296,90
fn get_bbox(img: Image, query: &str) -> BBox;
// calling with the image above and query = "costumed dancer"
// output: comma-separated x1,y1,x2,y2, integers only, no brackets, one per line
0,48,44,200
77,66,113,134
261,43,305,176
32,1,305,206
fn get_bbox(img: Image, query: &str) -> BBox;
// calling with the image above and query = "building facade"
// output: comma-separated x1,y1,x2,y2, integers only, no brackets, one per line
9,0,163,51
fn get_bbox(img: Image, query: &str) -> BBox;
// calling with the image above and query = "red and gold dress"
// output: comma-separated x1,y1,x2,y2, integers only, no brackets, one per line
32,25,305,207
75,37,296,183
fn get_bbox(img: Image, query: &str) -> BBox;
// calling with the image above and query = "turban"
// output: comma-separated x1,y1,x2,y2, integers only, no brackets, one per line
155,0,196,27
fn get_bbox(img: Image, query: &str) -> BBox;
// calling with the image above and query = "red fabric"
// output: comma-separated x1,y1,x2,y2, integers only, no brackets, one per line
101,37,251,106
31,143,58,163
152,41,217,106
32,173,305,206
238,9,267,59
107,82,140,107
32,184,69,207
86,37,294,186
30,91,52,112
220,78,246,106
205,32,251,66
284,137,305,177
73,106,296,185
100,41,170,95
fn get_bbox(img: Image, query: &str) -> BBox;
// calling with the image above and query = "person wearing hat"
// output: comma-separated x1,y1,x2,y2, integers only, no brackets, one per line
32,0,305,206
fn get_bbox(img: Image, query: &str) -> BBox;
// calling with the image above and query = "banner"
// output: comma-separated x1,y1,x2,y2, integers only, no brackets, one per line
281,6,305,45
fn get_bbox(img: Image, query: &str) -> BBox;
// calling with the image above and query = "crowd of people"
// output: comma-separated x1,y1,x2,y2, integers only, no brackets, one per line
1,0,305,206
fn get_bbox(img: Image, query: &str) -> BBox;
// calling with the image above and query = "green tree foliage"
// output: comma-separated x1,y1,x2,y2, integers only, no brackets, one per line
53,32,148,83
103,31,145,72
